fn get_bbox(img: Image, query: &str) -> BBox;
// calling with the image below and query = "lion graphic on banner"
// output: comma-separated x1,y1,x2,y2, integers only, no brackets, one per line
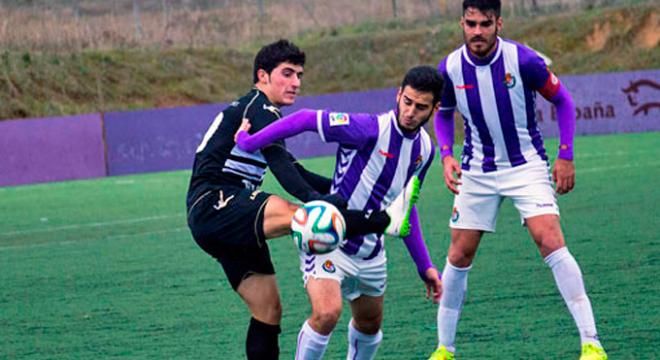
622,79,660,116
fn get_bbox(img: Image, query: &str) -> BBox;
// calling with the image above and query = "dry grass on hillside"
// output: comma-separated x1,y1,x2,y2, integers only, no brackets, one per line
0,1,442,52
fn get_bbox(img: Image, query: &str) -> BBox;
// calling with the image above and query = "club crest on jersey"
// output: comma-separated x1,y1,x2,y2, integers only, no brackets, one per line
504,73,517,89
322,260,336,273
414,155,423,170
329,112,350,127
451,206,460,223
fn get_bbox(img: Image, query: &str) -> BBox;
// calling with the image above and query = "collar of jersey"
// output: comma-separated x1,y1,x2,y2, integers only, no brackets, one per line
251,87,281,111
462,36,503,67
389,110,420,140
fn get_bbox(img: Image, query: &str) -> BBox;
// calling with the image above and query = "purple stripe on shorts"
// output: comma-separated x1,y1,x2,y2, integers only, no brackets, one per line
490,55,526,166
352,339,359,360
462,56,497,172
305,264,315,272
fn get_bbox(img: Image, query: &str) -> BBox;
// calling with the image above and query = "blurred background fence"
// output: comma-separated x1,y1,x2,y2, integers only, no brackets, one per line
0,0,654,51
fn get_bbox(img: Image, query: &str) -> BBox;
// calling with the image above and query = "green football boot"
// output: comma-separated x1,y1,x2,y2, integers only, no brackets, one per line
385,175,421,237
428,345,455,360
580,343,608,360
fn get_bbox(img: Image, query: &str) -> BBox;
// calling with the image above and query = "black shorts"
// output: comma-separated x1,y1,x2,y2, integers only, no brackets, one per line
187,185,274,290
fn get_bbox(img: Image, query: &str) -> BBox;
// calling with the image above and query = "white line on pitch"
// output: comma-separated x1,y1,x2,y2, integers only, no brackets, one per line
0,213,185,237
0,227,189,251
580,162,660,174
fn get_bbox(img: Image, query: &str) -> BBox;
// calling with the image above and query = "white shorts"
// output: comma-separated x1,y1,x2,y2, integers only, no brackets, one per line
299,249,387,301
450,160,559,232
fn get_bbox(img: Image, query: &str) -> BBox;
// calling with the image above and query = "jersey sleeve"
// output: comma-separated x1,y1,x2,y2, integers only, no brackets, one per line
317,111,378,149
518,45,561,100
416,137,435,186
438,58,457,111
245,101,286,147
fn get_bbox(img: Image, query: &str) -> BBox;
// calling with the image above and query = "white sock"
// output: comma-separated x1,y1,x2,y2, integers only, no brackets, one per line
436,259,471,353
346,320,383,360
545,247,601,347
296,320,332,360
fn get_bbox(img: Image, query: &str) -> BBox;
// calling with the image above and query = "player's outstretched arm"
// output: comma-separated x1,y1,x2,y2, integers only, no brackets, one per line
235,109,318,152
402,206,442,303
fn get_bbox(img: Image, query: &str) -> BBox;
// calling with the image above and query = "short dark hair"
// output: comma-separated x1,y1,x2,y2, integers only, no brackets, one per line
463,0,501,17
400,66,444,105
253,39,306,84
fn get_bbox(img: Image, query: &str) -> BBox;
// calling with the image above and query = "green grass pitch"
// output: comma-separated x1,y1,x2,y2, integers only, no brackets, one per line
1,132,658,359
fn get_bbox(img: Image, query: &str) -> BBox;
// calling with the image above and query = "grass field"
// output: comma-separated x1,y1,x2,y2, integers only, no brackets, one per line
1,132,658,359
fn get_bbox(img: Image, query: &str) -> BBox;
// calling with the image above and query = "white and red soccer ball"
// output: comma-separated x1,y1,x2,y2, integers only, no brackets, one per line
291,200,346,254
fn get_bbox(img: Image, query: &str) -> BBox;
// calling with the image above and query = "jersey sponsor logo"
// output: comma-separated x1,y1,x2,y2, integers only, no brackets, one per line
451,206,460,223
378,149,394,158
263,104,280,115
455,84,474,90
322,260,336,273
504,72,517,89
213,190,235,210
329,112,350,126
536,203,554,208
249,190,262,200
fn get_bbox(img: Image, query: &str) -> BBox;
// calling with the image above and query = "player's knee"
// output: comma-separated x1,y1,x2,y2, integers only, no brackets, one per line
448,249,474,267
311,306,342,332
352,315,382,334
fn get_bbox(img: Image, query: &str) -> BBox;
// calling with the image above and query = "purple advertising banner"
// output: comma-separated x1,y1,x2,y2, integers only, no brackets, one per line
3,69,658,184
104,88,397,175
535,69,660,137
104,103,225,176
0,114,105,187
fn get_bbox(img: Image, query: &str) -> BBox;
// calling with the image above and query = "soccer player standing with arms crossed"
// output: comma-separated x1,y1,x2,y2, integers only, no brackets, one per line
428,1,607,359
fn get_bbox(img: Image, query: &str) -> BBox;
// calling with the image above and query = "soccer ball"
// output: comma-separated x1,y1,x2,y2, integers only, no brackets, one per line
291,200,346,254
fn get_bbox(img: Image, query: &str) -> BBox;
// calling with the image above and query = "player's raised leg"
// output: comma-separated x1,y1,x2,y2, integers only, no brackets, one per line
526,214,607,359
347,295,384,360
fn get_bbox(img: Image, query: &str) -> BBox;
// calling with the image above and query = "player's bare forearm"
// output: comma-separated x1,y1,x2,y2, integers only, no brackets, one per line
442,156,462,194
553,158,575,195
424,267,442,304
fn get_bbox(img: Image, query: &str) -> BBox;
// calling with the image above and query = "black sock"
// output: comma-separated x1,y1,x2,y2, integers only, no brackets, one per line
341,209,390,239
246,317,281,360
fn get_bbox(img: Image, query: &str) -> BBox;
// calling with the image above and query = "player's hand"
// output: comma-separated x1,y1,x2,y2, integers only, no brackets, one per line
442,156,462,194
423,267,442,304
234,118,252,142
552,158,575,195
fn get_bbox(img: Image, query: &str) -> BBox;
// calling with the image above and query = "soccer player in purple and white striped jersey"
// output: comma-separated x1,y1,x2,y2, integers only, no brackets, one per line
428,1,607,360
236,66,444,360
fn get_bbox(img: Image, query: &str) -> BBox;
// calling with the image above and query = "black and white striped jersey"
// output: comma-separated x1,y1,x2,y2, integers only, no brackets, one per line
187,88,284,205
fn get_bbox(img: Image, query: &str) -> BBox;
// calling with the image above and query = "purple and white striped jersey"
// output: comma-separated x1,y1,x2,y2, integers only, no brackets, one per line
439,37,560,172
316,110,435,259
